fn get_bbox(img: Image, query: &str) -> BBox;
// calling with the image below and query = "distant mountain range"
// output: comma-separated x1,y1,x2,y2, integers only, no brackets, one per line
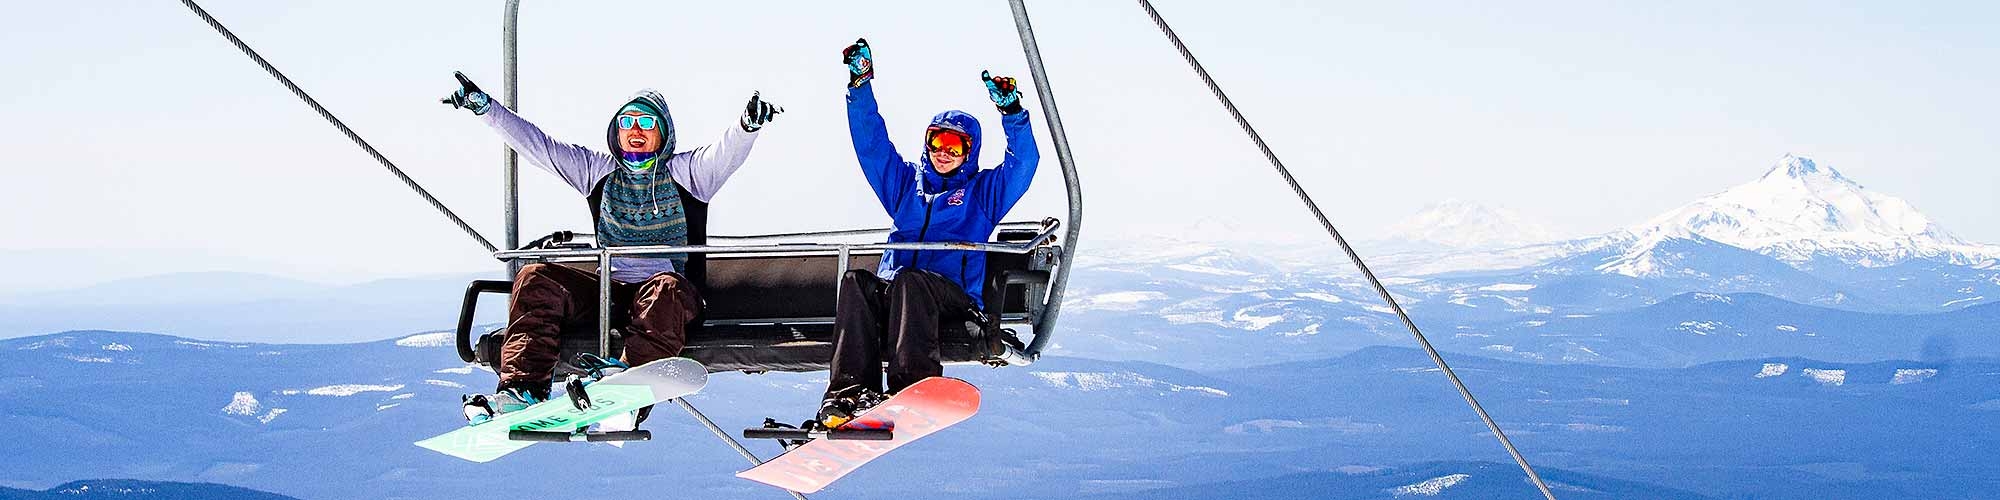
0,271,504,343
1370,155,1999,313
4,330,1994,499
0,480,296,500
1376,199,1564,252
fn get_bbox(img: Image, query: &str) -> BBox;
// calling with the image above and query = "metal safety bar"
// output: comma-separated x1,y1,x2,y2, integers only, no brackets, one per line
707,220,1048,242
495,219,1061,262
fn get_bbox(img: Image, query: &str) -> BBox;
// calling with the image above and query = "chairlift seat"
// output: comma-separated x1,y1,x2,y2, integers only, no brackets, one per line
456,228,1055,374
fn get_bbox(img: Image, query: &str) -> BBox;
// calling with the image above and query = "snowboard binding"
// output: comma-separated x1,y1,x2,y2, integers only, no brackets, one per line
563,353,629,411
741,385,894,448
817,384,889,429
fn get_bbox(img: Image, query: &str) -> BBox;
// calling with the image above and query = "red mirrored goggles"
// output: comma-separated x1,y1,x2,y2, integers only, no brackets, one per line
926,126,972,157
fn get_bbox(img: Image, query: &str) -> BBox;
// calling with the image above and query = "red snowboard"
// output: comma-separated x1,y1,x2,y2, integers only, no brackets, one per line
737,377,981,493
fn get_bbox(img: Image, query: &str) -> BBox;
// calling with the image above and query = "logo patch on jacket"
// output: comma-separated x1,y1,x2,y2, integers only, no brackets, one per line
947,188,966,206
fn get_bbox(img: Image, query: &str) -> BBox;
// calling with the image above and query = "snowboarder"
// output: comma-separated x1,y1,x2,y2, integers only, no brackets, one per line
441,72,783,423
818,38,1038,427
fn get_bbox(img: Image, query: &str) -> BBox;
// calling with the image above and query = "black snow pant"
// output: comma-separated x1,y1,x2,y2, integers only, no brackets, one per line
825,269,975,399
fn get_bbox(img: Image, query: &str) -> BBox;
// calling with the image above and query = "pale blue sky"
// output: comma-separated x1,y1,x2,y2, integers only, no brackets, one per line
3,1,1996,287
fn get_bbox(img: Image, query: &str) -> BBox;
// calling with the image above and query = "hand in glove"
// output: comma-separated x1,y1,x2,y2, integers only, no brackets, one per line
982,71,1024,115
842,38,873,88
740,91,784,132
438,71,492,115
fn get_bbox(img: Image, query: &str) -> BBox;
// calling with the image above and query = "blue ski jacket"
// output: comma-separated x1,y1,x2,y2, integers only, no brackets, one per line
846,81,1039,307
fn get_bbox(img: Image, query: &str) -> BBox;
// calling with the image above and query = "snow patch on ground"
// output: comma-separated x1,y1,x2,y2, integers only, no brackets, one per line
175,340,249,349
305,384,406,396
376,403,401,411
1802,368,1846,386
434,366,477,375
390,393,416,400
1295,292,1346,303
1775,324,1800,332
1363,304,1396,314
1389,474,1470,496
1942,296,1985,307
1223,418,1385,435
258,408,287,424
1166,264,1252,276
1680,320,1728,336
59,355,113,363
1336,465,1389,475
1565,423,1628,433
1278,323,1321,337
1892,368,1938,385
1482,344,1516,353
17,337,75,350
222,392,261,416
1691,292,1734,304
1756,363,1790,378
1029,371,1228,397
395,332,453,348
1380,277,1424,286
1547,480,1605,494
1068,291,1169,311
1089,291,1169,304
1521,320,1546,327
101,343,132,352
1231,309,1285,331
423,379,465,389
1478,283,1536,291
1529,397,1630,406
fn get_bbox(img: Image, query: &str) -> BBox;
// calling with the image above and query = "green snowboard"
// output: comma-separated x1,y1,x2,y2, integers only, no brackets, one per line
415,357,707,462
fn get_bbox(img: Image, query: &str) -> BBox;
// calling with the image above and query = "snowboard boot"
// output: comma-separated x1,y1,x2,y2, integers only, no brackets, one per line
462,383,547,426
817,385,888,429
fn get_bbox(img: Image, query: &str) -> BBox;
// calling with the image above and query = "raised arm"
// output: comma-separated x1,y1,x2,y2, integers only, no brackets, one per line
842,39,913,214
847,82,912,213
445,71,614,195
976,72,1040,221
668,92,781,203
479,104,617,196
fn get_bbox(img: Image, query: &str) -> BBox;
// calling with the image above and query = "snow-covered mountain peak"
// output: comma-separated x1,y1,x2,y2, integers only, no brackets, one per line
1759,153,1854,186
1603,154,1996,275
1383,199,1559,250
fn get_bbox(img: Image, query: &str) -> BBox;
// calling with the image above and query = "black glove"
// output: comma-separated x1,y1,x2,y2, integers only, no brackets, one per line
740,91,783,132
842,38,873,89
982,70,1024,115
439,71,492,115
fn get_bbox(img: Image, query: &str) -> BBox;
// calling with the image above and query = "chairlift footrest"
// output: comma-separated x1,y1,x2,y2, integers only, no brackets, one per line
508,429,652,443
743,426,893,441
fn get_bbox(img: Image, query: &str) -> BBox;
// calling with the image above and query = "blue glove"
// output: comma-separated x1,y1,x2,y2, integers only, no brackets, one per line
740,91,784,132
983,70,1024,115
842,38,873,88
439,71,492,115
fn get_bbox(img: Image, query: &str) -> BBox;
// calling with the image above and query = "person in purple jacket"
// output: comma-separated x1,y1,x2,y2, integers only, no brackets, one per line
817,39,1039,427
442,73,782,424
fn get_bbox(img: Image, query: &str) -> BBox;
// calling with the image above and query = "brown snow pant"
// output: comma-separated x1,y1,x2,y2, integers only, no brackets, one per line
496,263,700,392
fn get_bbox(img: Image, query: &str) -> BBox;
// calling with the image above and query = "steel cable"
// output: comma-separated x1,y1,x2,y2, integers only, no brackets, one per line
180,0,498,254
1135,2,1558,498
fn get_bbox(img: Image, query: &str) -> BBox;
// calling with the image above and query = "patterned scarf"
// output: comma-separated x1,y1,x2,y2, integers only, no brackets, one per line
596,166,689,271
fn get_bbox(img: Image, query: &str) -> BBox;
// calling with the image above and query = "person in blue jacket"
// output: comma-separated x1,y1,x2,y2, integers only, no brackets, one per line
819,38,1040,426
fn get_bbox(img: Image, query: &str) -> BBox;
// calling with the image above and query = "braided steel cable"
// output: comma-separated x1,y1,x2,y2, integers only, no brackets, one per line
1135,2,1558,498
180,0,498,254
